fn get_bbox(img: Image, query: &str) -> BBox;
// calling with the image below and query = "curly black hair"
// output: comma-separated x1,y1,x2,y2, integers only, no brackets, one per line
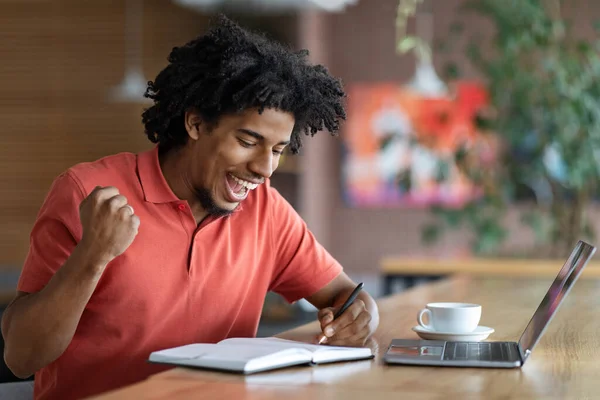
142,14,346,154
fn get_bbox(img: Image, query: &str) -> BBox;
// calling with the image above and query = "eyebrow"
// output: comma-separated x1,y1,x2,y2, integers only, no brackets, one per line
237,129,290,146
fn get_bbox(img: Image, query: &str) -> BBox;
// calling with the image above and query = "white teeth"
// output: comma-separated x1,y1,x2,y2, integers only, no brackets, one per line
230,174,258,190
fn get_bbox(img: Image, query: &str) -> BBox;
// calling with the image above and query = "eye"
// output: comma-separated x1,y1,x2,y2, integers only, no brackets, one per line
237,138,256,148
272,148,284,155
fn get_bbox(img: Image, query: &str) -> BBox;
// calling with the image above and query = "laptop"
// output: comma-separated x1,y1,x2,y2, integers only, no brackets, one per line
383,240,596,368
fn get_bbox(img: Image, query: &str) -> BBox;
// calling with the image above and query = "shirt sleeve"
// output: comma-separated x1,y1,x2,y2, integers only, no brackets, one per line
17,171,86,294
267,185,342,303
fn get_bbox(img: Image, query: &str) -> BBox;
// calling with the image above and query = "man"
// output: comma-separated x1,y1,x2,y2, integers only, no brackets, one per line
2,15,379,400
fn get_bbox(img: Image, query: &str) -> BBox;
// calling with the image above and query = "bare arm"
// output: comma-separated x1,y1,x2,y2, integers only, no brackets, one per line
1,186,140,378
1,244,107,378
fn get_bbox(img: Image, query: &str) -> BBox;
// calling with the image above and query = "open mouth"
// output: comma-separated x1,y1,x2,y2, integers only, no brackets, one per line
224,173,259,202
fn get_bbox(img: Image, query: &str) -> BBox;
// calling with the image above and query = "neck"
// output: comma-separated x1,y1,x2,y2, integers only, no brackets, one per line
158,146,209,224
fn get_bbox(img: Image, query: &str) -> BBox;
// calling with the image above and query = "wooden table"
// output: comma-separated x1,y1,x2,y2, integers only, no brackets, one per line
380,257,600,295
91,275,600,399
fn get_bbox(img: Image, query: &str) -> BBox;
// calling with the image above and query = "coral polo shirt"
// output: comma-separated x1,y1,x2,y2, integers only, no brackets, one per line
17,146,342,400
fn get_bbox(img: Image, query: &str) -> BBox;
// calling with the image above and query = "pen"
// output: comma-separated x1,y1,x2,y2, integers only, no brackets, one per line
318,282,364,345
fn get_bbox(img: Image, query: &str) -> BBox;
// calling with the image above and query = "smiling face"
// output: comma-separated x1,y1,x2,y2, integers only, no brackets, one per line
179,108,294,217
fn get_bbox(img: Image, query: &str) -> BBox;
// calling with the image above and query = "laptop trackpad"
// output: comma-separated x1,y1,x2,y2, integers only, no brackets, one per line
388,343,444,359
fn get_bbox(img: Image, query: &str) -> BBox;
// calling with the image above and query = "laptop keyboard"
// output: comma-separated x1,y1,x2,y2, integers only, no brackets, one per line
442,342,516,362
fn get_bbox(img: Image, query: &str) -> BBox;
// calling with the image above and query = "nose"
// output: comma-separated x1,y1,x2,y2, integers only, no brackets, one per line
248,149,276,179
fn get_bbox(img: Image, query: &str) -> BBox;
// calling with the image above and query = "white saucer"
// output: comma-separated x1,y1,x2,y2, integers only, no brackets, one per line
412,325,495,342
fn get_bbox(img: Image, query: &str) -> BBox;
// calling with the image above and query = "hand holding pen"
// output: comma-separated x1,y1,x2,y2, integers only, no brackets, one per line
317,282,371,346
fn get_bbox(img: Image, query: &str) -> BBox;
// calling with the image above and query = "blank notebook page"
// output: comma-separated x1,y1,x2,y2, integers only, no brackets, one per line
152,343,305,361
218,337,373,363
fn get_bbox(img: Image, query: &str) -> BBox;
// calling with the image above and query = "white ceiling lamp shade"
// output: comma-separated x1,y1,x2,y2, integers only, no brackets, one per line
407,58,448,98
309,0,358,12
109,0,152,103
172,0,359,14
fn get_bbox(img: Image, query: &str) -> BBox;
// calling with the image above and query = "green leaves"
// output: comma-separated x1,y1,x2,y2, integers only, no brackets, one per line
397,37,418,54
419,0,599,256
425,199,509,255
521,211,552,244
395,0,431,62
449,22,464,35
433,206,464,228
422,224,442,244
473,218,507,255
443,62,460,80
584,220,597,242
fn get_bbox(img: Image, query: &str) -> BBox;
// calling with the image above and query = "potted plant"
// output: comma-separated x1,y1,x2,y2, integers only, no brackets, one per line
397,0,600,258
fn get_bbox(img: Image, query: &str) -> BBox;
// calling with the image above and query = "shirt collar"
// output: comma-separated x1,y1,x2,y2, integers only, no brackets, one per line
137,145,247,213
137,146,180,204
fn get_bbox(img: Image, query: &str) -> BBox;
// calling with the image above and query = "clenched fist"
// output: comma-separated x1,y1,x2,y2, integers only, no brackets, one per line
78,186,140,267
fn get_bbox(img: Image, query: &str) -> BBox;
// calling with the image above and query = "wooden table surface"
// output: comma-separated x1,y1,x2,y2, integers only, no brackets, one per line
381,257,600,278
91,275,600,399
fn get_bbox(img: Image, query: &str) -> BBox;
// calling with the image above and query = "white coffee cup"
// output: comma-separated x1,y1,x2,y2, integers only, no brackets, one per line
417,302,481,333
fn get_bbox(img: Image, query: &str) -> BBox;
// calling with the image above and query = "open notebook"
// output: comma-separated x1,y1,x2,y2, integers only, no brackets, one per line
148,337,374,374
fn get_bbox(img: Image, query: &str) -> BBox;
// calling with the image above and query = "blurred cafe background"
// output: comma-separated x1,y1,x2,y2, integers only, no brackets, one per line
1,0,600,379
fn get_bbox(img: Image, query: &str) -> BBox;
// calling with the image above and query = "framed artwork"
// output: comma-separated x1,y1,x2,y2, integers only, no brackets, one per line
342,81,494,208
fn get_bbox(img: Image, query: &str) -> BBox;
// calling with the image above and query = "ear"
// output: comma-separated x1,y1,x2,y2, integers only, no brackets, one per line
184,110,204,140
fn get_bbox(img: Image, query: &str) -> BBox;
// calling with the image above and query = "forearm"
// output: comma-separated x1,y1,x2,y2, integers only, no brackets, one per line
2,243,107,378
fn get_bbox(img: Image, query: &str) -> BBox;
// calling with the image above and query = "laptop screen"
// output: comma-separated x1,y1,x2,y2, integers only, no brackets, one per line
517,241,596,359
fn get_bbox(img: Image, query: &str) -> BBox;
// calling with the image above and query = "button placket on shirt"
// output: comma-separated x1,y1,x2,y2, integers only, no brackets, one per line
173,202,196,272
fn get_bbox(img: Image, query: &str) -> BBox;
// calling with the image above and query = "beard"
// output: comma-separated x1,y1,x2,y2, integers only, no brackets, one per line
195,187,235,218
